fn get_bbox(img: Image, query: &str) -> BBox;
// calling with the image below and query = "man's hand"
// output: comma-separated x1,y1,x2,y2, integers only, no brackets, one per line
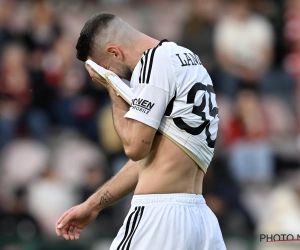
85,64,108,88
55,160,139,240
55,202,99,240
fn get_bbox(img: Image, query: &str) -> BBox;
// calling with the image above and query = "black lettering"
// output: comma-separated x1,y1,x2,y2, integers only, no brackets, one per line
147,102,155,110
131,98,154,113
287,234,294,240
298,234,300,240
260,234,266,242
141,100,148,107
188,53,198,65
266,234,273,242
273,234,280,241
184,53,194,65
132,98,142,106
176,54,189,67
191,53,202,65
187,53,196,65
176,53,202,67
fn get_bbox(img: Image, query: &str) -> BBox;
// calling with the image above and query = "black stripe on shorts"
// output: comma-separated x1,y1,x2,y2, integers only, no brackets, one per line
117,206,145,250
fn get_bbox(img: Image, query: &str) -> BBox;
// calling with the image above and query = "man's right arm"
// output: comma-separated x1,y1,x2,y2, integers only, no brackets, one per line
87,159,139,211
55,159,139,240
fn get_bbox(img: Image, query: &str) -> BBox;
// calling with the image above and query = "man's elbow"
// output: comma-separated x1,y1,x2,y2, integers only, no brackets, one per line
124,146,149,161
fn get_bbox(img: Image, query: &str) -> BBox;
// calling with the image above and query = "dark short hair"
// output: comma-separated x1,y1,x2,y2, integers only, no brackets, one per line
76,13,116,62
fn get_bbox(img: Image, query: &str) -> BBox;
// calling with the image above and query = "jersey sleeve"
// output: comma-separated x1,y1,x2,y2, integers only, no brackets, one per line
124,46,175,129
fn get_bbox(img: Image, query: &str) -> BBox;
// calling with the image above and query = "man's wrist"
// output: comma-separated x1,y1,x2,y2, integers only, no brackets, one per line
87,188,116,212
86,194,102,213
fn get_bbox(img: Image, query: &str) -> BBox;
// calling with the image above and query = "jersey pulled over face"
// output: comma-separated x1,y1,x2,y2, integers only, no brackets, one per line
124,40,219,173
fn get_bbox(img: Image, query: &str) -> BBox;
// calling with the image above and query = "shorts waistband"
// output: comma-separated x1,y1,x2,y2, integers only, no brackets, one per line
131,193,206,206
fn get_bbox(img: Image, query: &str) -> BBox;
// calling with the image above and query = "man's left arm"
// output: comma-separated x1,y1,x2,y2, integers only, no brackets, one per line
107,86,156,161
86,46,173,162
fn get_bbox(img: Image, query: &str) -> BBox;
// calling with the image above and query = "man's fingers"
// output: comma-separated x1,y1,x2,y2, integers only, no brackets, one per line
85,64,100,79
55,210,71,236
56,209,71,228
85,64,93,75
62,225,71,240
92,78,105,86
55,226,62,237
74,227,82,240
68,225,76,240
55,219,62,236
57,212,72,229
85,64,107,86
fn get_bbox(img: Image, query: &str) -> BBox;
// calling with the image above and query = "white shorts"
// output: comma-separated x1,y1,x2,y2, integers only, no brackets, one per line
109,193,227,250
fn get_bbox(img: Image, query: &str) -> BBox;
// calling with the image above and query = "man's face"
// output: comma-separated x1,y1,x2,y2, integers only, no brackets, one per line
88,54,132,81
110,60,132,81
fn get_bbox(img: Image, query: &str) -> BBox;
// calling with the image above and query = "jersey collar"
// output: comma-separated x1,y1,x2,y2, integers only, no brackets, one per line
157,39,169,47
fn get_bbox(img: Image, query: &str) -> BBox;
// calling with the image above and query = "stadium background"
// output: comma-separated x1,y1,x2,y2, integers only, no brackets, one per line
0,0,299,249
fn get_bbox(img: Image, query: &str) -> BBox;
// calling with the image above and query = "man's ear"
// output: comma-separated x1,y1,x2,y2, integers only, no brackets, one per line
106,46,124,60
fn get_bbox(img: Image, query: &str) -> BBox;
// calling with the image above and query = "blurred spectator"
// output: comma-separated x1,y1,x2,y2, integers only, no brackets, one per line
224,88,275,184
97,104,129,175
28,0,59,50
52,131,108,186
0,139,50,195
80,167,107,202
0,44,31,147
52,67,98,140
98,104,123,156
204,148,256,239
284,0,300,129
0,43,51,147
214,0,274,97
145,1,187,42
180,0,221,72
0,0,30,48
256,171,300,250
27,167,79,236
0,188,41,241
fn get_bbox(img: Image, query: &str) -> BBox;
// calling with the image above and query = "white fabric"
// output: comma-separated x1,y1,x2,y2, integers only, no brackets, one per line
86,41,219,173
214,15,274,69
110,193,227,250
125,84,170,129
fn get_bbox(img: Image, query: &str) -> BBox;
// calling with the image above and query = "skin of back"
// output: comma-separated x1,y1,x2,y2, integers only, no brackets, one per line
136,134,204,195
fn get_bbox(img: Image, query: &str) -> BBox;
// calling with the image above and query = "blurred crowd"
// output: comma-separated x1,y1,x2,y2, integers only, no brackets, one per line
0,0,299,250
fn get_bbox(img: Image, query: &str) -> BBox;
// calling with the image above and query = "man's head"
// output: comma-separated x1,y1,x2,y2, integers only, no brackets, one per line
76,13,139,80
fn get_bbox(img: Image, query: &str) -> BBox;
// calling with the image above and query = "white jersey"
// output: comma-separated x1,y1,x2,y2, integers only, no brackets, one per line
124,40,219,173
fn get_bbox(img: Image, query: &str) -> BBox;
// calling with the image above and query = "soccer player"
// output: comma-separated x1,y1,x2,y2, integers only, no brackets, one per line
55,13,226,250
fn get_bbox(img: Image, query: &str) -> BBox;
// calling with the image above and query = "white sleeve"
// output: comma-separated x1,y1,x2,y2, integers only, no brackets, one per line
124,84,170,129
124,46,175,129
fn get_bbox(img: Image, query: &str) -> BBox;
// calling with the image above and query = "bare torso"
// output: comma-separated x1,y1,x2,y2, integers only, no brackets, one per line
135,134,204,195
